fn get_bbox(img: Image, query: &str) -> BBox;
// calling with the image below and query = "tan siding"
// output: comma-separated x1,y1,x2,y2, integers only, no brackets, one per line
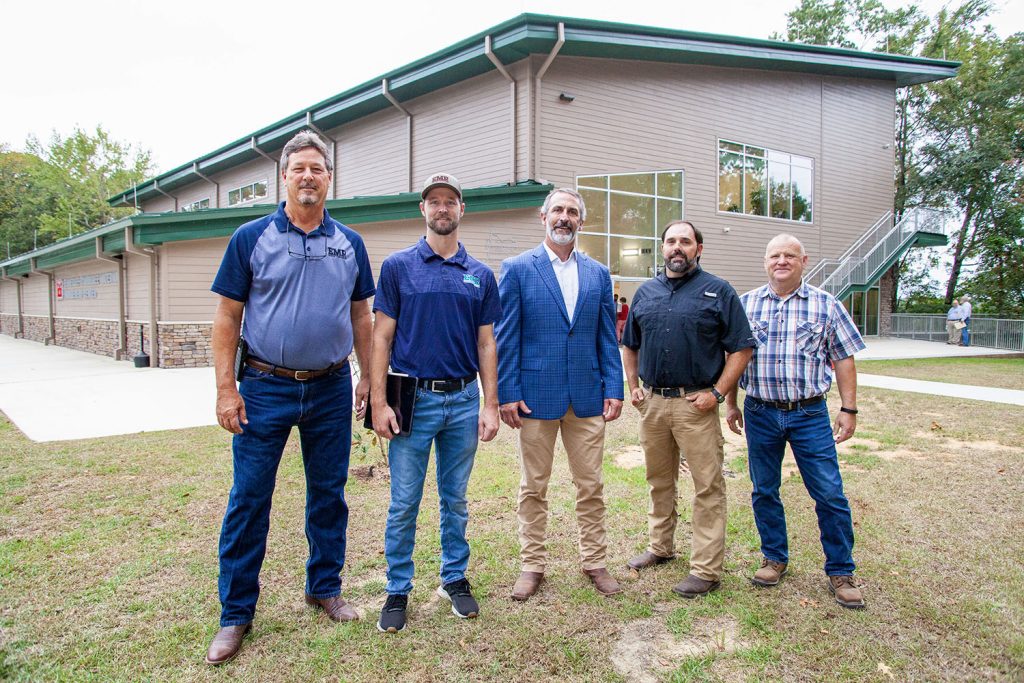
0,280,17,313
125,252,151,320
513,58,533,182
535,56,895,296
162,238,226,321
53,260,120,319
216,157,278,208
141,195,176,213
173,178,220,211
21,274,50,316
333,108,409,197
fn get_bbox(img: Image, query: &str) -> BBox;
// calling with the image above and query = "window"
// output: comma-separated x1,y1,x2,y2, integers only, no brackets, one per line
718,140,813,223
180,198,210,212
576,170,684,279
228,180,269,206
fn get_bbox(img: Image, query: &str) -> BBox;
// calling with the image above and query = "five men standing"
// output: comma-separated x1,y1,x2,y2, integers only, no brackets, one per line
369,173,501,633
621,221,754,598
495,188,624,601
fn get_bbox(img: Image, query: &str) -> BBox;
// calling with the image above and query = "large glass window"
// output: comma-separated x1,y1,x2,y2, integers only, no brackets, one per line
576,170,684,279
180,198,210,212
718,140,813,223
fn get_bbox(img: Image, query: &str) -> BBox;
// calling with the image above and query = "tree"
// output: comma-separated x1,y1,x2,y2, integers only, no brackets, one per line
0,126,153,258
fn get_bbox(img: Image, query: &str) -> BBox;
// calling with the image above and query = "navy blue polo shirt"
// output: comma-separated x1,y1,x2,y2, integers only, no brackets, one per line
211,202,375,369
622,267,754,388
373,237,501,379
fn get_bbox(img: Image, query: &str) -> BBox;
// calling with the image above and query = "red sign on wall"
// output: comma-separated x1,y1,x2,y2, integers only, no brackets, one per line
55,279,64,300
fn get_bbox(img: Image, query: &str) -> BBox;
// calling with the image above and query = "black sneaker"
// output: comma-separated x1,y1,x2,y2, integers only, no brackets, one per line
377,594,408,633
437,578,479,618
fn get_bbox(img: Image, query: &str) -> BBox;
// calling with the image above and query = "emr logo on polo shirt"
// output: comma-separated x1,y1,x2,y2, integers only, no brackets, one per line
463,274,480,288
327,247,349,259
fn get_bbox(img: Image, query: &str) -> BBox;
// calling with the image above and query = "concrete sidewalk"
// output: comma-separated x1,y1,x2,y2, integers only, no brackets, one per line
0,334,1020,442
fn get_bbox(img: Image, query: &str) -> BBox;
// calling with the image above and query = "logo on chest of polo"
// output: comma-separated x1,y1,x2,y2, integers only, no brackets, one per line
463,274,480,288
327,247,349,259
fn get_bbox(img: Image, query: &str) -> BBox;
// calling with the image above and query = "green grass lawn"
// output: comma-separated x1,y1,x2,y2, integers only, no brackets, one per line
1,381,1023,681
858,356,1024,391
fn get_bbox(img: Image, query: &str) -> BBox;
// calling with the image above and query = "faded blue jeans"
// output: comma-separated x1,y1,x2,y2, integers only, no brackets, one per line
217,363,352,626
743,395,856,576
384,381,480,595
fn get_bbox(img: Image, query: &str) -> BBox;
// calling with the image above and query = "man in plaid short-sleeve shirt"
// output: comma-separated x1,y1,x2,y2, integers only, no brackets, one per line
725,233,867,609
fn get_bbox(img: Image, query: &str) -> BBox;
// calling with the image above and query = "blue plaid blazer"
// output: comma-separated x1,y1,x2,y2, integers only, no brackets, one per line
496,244,624,420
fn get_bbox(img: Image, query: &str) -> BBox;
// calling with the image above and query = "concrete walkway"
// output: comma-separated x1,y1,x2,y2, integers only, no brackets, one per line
0,334,1020,442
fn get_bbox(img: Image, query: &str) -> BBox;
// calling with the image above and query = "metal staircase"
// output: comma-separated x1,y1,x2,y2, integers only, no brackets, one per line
805,207,948,301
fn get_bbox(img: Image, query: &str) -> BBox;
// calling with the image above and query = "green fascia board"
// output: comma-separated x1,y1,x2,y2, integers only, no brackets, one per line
0,216,132,271
5,262,31,277
108,13,958,207
911,232,947,248
35,241,98,270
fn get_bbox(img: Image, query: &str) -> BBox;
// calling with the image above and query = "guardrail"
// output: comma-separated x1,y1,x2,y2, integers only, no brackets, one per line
890,314,1024,351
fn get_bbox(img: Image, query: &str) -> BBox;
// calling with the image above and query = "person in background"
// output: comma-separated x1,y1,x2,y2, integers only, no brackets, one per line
616,296,629,343
946,298,962,345
959,294,972,346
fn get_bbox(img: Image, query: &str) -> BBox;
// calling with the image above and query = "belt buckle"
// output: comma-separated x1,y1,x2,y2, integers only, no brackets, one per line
784,401,796,410
294,370,312,381
428,379,443,392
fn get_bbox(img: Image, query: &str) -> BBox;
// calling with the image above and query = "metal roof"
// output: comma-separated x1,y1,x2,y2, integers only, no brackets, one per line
107,13,959,207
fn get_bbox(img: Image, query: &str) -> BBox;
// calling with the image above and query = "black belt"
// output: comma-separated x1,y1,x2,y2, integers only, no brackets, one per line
643,382,711,398
245,357,346,381
749,395,825,411
418,375,476,393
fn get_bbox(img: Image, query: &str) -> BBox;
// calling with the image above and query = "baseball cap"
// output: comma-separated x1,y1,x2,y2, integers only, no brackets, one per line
421,172,462,200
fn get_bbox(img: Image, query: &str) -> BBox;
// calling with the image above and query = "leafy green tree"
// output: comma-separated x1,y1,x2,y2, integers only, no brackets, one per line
0,146,61,258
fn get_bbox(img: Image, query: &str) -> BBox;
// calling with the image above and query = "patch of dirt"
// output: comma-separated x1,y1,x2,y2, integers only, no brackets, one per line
929,438,1024,454
613,445,645,469
874,449,931,462
610,613,748,683
350,464,389,481
837,437,883,451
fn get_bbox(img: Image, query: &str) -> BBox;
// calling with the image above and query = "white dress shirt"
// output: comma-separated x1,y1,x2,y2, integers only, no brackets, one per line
543,242,579,323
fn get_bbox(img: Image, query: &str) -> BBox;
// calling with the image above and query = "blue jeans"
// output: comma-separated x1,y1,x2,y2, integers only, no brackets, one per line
384,381,480,595
743,395,855,576
217,364,353,626
962,317,971,346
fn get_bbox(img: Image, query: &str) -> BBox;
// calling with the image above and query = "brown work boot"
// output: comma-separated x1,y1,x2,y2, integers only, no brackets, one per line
305,594,360,622
627,550,676,571
204,623,251,665
510,571,544,601
828,575,865,609
671,574,720,599
751,558,788,587
583,567,623,596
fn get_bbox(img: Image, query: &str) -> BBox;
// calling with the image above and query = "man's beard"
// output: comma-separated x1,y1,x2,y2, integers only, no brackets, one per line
664,251,697,274
428,215,459,235
546,219,576,246
297,186,319,206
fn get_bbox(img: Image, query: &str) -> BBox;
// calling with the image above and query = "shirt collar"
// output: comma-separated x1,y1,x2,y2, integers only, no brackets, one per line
416,236,468,268
543,242,577,265
273,201,335,236
658,265,702,288
761,279,810,300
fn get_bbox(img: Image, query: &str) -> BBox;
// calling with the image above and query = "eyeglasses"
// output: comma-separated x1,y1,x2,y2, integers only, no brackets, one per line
287,230,327,261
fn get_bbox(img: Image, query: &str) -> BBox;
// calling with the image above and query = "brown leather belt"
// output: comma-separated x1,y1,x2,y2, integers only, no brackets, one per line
245,357,346,381
643,382,711,398
749,395,825,411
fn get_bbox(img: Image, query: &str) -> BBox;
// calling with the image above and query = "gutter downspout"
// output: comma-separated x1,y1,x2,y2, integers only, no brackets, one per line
193,162,221,208
305,113,337,199
1,269,24,338
382,79,413,193
485,35,517,186
251,138,280,203
29,258,56,345
533,22,565,181
124,226,159,367
95,237,127,359
153,179,178,212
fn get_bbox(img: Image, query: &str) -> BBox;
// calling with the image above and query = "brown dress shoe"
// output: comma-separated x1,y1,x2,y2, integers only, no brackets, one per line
511,571,544,601
751,558,788,587
828,575,866,609
671,574,720,598
305,594,360,622
205,623,251,665
583,567,623,596
627,551,676,570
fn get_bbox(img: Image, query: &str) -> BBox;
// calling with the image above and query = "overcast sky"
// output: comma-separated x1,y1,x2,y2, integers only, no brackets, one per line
2,0,1020,173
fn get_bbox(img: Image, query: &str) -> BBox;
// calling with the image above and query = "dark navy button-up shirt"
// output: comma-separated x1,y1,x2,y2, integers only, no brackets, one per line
373,237,501,379
622,267,754,389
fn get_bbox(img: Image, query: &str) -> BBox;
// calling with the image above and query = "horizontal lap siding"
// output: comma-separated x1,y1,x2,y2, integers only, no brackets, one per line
161,238,227,321
54,260,120,319
125,252,151,320
21,274,49,316
536,56,895,297
216,158,277,209
333,109,408,197
0,280,17,313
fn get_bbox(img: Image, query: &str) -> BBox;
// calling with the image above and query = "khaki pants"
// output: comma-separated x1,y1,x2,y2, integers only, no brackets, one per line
946,321,960,344
638,392,726,581
517,408,608,572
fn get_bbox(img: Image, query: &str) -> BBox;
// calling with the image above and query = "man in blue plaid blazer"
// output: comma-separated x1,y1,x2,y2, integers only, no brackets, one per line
496,188,625,601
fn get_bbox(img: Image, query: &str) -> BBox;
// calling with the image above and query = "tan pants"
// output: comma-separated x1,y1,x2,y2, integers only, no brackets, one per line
638,392,726,581
517,408,608,572
946,321,960,344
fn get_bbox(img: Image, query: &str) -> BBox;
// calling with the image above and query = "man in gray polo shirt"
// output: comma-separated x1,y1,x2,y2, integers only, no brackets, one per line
205,131,375,665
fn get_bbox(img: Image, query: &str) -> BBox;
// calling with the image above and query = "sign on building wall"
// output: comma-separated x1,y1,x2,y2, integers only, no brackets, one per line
55,272,116,300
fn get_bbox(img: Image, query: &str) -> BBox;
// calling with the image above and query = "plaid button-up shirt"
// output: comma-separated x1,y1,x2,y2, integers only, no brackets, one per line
738,281,865,402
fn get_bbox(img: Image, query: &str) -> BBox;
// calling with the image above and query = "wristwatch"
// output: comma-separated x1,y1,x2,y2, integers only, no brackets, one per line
710,387,726,404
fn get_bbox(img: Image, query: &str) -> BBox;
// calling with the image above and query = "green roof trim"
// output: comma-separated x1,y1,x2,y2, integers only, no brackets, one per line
107,13,958,207
2,182,552,271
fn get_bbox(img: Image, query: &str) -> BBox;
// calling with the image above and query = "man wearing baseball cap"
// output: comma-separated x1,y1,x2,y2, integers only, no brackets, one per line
369,172,501,633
